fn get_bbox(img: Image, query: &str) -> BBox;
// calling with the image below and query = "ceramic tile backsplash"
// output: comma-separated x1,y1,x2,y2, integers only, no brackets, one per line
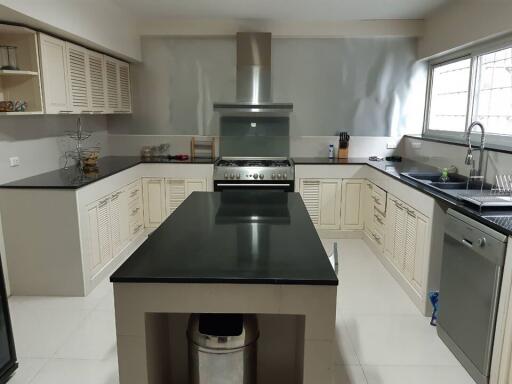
107,134,400,159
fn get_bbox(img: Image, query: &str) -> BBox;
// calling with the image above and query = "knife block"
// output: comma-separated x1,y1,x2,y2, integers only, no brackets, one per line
338,147,349,159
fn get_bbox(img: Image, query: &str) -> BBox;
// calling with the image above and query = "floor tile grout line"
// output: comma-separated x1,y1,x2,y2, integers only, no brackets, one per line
49,306,98,360
25,358,50,384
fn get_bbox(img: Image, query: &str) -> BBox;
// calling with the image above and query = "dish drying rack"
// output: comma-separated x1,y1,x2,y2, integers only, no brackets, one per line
458,174,512,208
64,117,100,170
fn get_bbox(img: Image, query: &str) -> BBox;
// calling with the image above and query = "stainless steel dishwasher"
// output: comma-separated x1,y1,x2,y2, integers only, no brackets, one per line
438,209,507,384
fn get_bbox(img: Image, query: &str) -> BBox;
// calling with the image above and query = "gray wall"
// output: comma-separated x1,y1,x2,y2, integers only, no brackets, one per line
108,36,427,137
0,115,109,184
0,114,109,294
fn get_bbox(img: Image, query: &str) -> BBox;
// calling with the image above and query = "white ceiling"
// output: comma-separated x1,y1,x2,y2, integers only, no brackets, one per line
115,0,448,22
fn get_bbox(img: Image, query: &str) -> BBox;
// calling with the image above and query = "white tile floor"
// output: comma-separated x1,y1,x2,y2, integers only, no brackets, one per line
6,239,476,384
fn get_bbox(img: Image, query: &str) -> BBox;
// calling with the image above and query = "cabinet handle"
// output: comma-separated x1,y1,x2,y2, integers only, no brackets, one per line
133,224,142,234
59,110,73,114
372,232,382,243
395,202,404,209
131,207,140,215
374,214,384,224
112,191,121,199
130,189,139,197
372,196,381,204
407,208,416,217
98,199,109,208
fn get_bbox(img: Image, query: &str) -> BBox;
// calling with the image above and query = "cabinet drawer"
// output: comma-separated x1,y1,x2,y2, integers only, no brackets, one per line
129,221,143,237
373,208,386,233
369,227,384,252
127,182,141,202
370,185,387,213
128,203,142,222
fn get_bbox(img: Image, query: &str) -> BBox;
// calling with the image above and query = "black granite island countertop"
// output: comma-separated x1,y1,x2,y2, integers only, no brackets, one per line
111,191,338,285
0,156,216,189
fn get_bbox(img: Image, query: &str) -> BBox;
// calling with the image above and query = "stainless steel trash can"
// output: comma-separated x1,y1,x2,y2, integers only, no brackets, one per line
187,314,259,384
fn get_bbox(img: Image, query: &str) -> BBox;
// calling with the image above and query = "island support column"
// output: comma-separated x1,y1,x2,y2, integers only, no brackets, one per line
114,282,337,384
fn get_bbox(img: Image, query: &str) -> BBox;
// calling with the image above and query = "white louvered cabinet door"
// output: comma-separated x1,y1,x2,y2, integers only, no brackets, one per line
110,189,129,257
105,56,120,112
118,61,131,113
300,179,321,226
86,203,102,276
165,179,186,217
66,42,90,112
404,206,417,280
97,196,112,265
87,51,106,113
392,199,407,271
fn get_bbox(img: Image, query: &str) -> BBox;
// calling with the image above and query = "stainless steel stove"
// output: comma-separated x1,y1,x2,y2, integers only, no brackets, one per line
214,157,294,192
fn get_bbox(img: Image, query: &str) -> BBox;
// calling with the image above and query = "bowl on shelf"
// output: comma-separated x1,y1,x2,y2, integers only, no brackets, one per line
0,101,13,112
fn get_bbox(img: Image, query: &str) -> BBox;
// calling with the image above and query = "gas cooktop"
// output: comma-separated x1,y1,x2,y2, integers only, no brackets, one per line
214,157,294,181
216,158,292,167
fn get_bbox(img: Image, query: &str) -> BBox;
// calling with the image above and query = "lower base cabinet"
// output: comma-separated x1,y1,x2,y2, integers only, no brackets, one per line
143,177,207,228
299,178,364,230
340,179,365,230
85,180,143,277
385,194,428,296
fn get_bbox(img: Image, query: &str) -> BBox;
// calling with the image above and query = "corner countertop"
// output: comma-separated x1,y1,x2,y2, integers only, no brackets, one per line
110,191,338,285
294,157,512,236
0,156,215,190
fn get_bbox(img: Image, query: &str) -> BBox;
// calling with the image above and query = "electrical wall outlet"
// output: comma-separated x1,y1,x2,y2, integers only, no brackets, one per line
9,156,20,167
386,142,398,149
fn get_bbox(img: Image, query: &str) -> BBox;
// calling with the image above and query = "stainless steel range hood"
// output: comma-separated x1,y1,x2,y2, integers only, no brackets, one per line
214,32,293,116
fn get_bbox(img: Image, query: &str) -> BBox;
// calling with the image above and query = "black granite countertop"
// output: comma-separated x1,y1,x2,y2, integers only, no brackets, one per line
0,156,215,189
294,157,512,236
110,191,338,285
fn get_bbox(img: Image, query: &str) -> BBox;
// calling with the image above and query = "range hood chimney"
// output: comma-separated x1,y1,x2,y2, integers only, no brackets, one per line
214,32,293,116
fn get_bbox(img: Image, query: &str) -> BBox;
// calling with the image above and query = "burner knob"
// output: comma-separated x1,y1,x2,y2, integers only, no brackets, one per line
253,174,258,180
271,173,276,180
224,173,228,179
277,173,282,179
259,173,264,179
283,173,287,179
230,173,235,179
236,173,240,179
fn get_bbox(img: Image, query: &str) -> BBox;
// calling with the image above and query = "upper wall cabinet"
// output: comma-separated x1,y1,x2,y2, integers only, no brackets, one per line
0,25,44,115
105,56,131,113
39,33,132,114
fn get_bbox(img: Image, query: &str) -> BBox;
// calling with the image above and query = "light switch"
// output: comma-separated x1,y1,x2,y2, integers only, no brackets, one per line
9,157,20,167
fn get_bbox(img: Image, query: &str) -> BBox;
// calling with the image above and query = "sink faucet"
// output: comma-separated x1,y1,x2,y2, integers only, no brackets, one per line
465,121,486,178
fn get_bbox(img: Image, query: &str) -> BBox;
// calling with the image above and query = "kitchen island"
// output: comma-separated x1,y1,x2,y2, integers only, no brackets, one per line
110,191,338,384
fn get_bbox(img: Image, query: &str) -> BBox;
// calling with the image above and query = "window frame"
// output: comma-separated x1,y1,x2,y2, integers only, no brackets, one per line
423,34,512,147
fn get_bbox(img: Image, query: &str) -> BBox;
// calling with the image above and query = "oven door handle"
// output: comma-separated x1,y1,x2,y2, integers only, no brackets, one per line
216,183,291,187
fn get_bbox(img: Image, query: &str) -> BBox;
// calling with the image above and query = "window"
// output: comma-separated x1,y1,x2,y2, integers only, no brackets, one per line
474,48,512,135
425,42,512,143
428,58,471,132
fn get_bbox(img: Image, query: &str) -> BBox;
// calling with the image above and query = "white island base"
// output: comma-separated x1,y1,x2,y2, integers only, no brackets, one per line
113,282,337,384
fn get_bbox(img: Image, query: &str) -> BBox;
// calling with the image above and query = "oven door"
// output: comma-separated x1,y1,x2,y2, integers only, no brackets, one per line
214,180,294,192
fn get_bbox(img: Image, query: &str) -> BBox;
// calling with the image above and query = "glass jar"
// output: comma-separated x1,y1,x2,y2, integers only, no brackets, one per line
6,46,17,70
0,46,9,70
